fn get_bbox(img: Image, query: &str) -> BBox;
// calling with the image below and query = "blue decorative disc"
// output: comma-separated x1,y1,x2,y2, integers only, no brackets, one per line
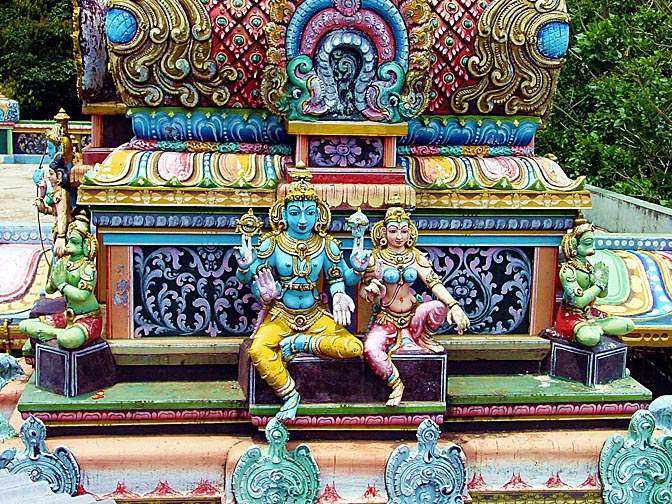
106,8,138,45
537,21,569,59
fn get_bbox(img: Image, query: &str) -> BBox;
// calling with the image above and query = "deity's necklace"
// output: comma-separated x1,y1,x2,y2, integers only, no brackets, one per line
66,256,86,272
566,256,593,275
276,232,325,279
379,247,414,266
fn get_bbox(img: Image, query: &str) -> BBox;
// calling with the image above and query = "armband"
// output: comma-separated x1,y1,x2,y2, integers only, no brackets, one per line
426,270,441,289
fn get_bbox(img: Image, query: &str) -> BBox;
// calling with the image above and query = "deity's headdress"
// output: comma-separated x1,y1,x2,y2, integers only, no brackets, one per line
561,212,594,261
269,168,331,236
67,211,98,261
43,109,73,165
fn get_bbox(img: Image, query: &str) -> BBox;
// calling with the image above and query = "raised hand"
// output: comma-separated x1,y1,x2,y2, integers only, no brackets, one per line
332,291,355,327
350,242,372,272
51,260,68,289
256,267,281,304
234,234,256,269
593,261,609,291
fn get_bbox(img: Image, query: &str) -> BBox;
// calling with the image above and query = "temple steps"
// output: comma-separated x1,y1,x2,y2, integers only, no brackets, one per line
17,373,650,428
105,334,550,367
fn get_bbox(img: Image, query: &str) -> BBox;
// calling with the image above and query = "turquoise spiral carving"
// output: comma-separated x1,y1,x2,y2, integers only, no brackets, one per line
600,409,672,504
385,419,466,504
232,418,320,504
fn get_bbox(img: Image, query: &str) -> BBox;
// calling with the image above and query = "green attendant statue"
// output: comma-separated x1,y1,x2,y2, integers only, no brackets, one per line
555,216,634,346
20,213,103,355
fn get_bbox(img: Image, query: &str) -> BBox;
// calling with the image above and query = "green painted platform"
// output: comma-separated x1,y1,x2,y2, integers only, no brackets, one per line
17,373,651,427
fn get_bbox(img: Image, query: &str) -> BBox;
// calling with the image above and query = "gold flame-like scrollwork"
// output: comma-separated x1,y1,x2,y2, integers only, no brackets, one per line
107,0,237,107
450,0,570,118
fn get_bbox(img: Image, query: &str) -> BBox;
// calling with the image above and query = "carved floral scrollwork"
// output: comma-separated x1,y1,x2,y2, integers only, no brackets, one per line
231,418,320,504
4,416,81,496
424,246,532,334
599,409,672,504
133,246,260,337
385,419,466,504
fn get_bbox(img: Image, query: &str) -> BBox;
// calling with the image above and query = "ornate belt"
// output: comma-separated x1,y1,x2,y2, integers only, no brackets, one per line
268,302,328,332
65,308,103,324
281,281,317,291
560,301,591,317
376,306,415,329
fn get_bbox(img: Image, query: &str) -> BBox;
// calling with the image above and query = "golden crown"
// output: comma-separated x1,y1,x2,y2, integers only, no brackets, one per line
383,206,412,224
285,168,318,202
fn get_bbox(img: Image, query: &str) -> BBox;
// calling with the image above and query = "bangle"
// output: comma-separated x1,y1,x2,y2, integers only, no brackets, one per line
58,282,68,292
447,301,459,310
238,265,251,274
56,234,66,239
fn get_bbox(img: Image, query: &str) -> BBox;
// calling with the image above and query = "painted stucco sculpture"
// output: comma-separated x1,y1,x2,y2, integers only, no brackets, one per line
33,110,75,259
556,216,634,346
234,169,369,420
599,409,672,504
19,213,102,356
0,354,24,441
360,207,469,406
385,418,466,503
0,416,81,496
10,0,654,498
231,417,320,504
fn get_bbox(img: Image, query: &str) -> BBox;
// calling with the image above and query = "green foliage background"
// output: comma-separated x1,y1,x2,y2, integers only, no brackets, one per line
0,0,83,120
536,0,672,206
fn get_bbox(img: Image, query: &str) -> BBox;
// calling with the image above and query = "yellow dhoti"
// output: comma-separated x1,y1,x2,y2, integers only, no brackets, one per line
249,302,363,397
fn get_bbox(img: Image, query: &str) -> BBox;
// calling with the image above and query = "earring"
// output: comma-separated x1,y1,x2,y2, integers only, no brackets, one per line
380,237,387,246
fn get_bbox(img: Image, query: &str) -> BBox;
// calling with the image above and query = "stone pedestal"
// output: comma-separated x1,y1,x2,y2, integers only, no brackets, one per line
541,330,627,386
35,339,117,397
239,339,447,427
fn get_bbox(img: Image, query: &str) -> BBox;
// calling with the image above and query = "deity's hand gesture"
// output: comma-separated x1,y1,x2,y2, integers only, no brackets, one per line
255,267,281,305
447,303,470,334
593,261,609,291
350,240,372,273
53,236,67,258
332,292,355,327
51,260,68,291
234,235,257,269
363,278,386,302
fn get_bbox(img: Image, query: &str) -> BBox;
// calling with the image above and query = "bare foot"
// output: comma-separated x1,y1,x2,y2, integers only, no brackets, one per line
419,334,444,353
386,380,405,407
276,390,301,422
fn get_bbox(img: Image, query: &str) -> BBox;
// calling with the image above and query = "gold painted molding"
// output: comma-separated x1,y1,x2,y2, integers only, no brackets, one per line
469,490,603,504
415,191,592,210
286,121,409,136
77,187,277,207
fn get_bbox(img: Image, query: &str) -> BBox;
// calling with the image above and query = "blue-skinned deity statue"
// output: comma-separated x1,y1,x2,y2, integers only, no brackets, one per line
234,170,371,421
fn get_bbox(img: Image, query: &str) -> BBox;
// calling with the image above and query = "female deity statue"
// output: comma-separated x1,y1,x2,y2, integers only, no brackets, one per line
359,207,470,407
20,213,103,357
234,170,370,421
556,217,634,346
